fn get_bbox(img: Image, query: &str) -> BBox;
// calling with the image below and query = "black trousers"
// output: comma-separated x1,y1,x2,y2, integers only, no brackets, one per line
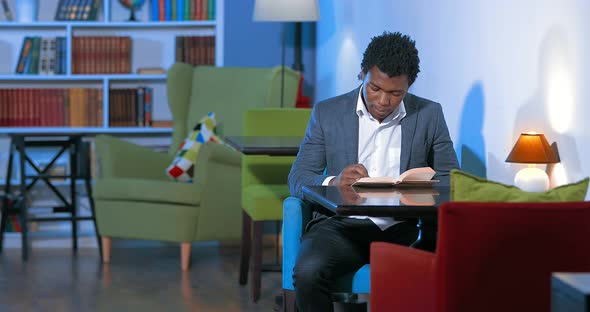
293,216,419,312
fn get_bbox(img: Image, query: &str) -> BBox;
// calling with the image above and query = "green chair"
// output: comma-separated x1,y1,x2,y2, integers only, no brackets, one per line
238,108,312,301
93,64,300,271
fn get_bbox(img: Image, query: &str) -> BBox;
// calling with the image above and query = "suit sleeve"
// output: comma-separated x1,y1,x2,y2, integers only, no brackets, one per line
429,104,459,186
288,103,330,198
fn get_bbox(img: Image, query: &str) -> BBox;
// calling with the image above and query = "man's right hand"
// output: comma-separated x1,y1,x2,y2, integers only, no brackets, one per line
330,164,369,186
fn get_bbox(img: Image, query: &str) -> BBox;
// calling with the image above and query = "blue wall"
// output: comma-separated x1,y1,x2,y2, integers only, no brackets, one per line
223,0,317,102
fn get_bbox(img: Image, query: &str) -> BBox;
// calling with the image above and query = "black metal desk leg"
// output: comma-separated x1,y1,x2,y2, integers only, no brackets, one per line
16,137,29,261
70,137,79,252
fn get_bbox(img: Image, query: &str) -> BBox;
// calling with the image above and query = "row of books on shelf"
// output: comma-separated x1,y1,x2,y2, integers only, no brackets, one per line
14,35,214,75
109,87,153,127
72,36,131,74
15,37,67,75
175,36,215,66
55,0,101,21
151,0,215,21
0,87,153,127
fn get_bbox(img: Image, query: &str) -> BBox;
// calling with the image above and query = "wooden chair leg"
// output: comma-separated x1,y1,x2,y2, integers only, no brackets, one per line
181,242,191,271
239,211,252,285
284,289,297,312
102,237,112,263
251,220,263,302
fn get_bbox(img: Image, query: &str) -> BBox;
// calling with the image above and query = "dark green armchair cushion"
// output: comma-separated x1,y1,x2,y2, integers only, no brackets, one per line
451,169,589,202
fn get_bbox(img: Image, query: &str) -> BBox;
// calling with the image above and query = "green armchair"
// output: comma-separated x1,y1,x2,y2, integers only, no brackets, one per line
93,64,300,270
238,108,312,301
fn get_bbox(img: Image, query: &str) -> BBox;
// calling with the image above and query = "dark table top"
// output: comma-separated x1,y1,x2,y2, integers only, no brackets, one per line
225,136,303,156
302,185,450,217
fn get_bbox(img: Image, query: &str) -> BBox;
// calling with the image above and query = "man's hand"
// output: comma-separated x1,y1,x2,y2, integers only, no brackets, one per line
330,164,369,186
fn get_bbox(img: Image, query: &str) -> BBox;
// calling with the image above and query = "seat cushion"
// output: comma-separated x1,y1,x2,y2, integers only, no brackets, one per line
451,169,589,202
94,177,201,206
242,184,290,221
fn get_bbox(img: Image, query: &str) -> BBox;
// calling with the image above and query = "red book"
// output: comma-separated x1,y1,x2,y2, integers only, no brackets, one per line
159,0,165,21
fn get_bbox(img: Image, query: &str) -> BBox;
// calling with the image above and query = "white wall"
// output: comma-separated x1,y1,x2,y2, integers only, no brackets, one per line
316,0,590,197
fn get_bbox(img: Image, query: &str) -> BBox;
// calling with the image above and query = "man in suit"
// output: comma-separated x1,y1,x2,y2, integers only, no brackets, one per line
288,32,459,311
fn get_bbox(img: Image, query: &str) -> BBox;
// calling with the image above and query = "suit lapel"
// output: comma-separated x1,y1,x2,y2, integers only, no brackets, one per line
400,94,417,172
340,87,359,164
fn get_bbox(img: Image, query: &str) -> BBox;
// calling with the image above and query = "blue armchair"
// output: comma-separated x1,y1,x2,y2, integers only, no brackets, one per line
282,197,370,311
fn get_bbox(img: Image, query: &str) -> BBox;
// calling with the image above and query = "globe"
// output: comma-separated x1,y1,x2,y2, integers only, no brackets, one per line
119,0,145,9
119,0,146,21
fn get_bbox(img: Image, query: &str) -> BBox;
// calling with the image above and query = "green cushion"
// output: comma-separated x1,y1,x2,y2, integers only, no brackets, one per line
451,169,589,202
242,184,291,221
94,178,201,206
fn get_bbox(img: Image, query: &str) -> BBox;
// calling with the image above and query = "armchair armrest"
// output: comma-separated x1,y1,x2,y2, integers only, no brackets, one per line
95,135,174,180
282,197,313,290
190,142,243,242
370,242,436,312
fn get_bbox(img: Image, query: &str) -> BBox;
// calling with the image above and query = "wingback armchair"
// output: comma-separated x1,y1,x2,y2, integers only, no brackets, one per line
370,201,590,312
93,64,300,270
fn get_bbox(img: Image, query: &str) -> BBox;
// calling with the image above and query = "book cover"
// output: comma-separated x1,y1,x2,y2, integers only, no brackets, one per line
29,37,41,74
207,0,213,20
144,87,153,127
176,0,183,21
136,87,145,126
15,37,33,74
352,167,439,187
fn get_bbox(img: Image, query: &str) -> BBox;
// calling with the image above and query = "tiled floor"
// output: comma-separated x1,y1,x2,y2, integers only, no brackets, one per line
0,241,282,312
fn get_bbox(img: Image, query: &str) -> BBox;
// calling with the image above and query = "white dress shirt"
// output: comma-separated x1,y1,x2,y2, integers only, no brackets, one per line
323,87,406,230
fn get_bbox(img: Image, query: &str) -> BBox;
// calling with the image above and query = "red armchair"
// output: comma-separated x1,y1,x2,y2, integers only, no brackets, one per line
371,201,590,312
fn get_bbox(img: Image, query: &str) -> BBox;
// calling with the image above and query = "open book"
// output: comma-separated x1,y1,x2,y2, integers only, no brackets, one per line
352,167,439,187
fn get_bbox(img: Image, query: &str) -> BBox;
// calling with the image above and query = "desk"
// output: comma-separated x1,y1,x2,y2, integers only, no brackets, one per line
552,273,590,312
225,135,303,302
303,185,450,251
225,136,302,156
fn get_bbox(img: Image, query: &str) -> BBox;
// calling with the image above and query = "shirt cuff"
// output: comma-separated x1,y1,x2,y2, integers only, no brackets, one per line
322,176,336,186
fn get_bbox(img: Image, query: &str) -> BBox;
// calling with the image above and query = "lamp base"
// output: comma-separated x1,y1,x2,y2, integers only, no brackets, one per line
514,167,549,192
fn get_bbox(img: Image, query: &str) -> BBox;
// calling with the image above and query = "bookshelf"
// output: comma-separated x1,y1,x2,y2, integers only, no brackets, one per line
0,0,225,134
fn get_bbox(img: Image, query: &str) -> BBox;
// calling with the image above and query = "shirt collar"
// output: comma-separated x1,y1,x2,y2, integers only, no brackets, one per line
356,86,406,123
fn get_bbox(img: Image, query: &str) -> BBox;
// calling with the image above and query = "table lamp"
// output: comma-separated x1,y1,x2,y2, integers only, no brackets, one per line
253,0,319,107
505,132,559,192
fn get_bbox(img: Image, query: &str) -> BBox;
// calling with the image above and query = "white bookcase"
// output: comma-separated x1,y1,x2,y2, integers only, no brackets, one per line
0,0,224,134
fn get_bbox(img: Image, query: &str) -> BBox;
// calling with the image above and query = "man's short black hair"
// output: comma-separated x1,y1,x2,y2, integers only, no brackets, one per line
360,31,420,85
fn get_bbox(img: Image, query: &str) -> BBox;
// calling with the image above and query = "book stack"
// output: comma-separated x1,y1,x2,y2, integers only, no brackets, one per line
54,0,101,21
0,88,103,127
72,36,132,74
15,37,67,75
151,0,215,21
108,87,153,127
175,36,215,66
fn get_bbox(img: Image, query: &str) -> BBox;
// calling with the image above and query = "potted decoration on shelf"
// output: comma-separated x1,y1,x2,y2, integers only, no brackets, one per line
119,0,145,21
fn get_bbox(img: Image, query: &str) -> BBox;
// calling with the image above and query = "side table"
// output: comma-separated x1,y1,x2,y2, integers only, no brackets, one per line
0,134,101,261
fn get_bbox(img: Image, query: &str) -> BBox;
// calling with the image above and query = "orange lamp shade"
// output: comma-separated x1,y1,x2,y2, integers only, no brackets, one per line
505,132,559,164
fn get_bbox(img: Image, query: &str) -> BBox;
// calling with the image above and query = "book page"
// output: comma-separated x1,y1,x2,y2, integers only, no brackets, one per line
352,167,437,186
397,167,436,181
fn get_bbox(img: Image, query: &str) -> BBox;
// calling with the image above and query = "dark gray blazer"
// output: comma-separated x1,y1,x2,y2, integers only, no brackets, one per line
288,87,459,199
